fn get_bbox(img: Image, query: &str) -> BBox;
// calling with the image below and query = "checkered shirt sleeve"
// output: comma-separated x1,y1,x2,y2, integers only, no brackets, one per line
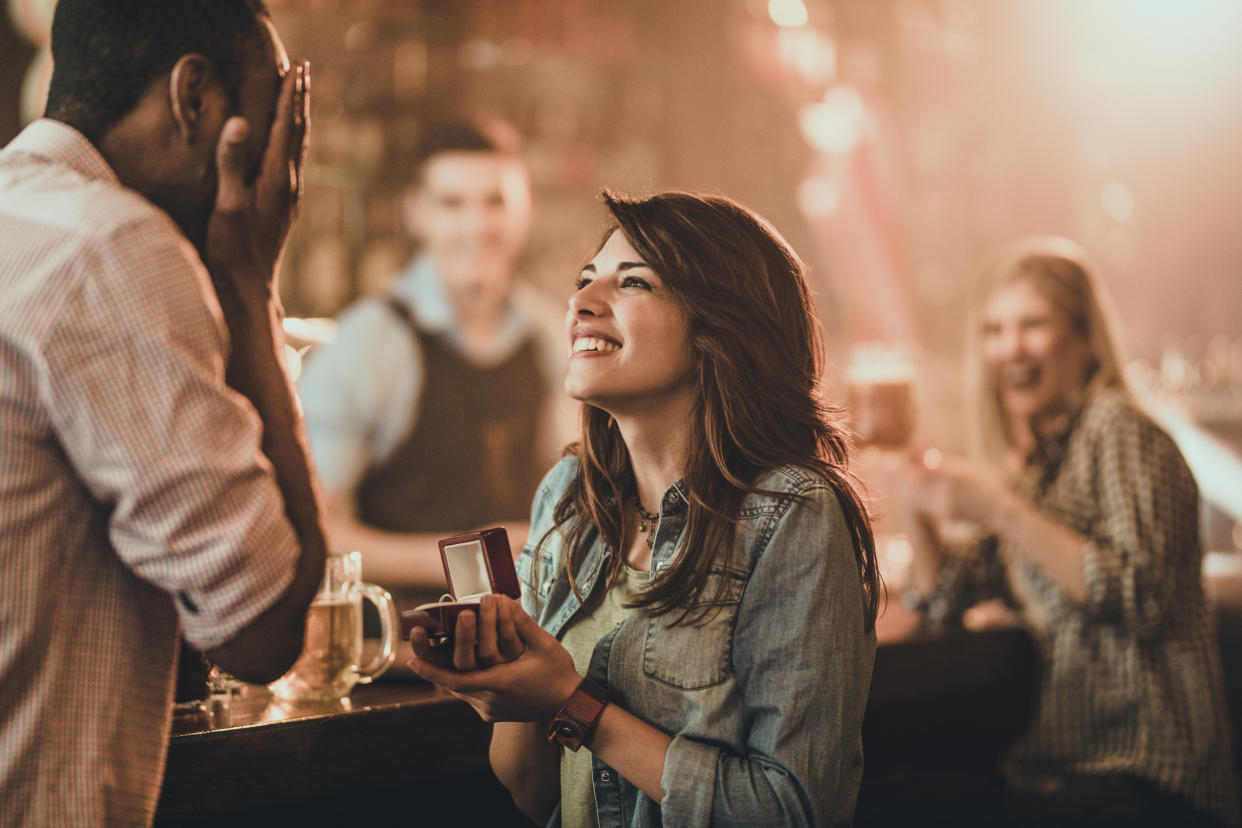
38,212,300,649
927,388,1240,825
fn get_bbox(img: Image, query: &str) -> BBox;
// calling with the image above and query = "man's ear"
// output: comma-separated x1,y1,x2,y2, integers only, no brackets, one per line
167,54,216,143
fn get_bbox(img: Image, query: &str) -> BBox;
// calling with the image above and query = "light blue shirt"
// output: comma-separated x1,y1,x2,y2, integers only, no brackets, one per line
520,456,877,827
296,255,545,494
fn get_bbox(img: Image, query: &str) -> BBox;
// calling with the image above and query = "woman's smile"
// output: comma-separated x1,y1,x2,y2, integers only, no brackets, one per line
570,331,622,356
982,278,1091,423
563,230,695,412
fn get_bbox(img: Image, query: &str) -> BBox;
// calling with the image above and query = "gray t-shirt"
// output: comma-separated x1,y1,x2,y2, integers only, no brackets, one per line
559,565,648,827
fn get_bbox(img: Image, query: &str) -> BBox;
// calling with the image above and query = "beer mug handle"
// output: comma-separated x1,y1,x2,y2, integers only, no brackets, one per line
353,583,398,684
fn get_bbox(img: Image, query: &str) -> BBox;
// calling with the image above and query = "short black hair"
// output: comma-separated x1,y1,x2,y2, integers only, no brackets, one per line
412,117,523,184
45,0,271,142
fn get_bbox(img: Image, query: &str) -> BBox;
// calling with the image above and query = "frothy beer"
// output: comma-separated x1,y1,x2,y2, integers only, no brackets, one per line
846,343,915,451
848,381,914,450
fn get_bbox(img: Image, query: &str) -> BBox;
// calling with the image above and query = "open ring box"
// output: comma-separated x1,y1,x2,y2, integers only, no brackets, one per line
399,528,521,648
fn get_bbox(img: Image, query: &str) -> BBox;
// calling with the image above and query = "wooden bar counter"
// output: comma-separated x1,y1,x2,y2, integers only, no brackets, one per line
156,679,528,826
155,623,1038,826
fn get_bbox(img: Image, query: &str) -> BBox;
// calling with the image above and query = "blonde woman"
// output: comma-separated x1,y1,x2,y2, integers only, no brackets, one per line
891,237,1239,827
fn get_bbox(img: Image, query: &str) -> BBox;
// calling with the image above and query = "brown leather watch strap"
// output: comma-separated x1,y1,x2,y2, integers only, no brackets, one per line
546,677,611,751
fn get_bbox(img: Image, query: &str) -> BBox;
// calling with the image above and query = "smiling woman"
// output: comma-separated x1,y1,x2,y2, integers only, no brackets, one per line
563,228,696,418
878,236,1240,828
407,189,880,828
969,237,1129,467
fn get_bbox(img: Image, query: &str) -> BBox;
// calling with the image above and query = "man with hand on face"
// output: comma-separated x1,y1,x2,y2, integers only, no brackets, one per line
298,119,569,607
0,1,327,824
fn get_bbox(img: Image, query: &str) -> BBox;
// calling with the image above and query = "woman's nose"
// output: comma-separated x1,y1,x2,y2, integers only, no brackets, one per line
996,326,1024,358
568,281,608,317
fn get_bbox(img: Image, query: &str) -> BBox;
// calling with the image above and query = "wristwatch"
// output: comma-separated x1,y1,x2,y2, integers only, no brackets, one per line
546,677,611,751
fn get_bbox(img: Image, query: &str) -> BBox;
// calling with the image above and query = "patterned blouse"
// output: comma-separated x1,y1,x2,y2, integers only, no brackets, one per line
925,386,1240,825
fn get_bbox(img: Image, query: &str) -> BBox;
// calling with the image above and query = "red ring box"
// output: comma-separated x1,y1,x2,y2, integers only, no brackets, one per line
400,528,521,647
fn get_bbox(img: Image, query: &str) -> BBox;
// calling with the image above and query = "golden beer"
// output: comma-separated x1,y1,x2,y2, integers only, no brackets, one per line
268,599,360,702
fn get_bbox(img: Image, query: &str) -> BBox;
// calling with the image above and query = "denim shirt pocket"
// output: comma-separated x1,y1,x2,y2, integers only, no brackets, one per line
641,567,747,690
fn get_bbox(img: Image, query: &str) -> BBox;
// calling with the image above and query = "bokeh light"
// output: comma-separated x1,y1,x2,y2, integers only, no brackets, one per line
767,0,808,28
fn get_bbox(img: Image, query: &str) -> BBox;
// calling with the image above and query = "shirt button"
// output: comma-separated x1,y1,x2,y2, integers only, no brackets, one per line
598,770,613,783
665,491,679,506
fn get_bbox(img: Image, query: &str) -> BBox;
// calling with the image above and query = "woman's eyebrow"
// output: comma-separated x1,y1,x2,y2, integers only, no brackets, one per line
581,261,650,274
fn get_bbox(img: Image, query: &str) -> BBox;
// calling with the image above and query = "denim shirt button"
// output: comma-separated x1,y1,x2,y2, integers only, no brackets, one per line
598,769,613,783
664,491,679,507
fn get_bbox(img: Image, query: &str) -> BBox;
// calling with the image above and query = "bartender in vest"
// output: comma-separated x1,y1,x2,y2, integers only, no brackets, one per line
298,117,569,610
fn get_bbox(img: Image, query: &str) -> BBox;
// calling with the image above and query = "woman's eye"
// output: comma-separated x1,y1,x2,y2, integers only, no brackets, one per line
574,276,592,290
621,276,652,290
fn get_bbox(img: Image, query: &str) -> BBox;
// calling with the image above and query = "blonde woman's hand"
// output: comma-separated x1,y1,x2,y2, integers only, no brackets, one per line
905,448,1012,530
961,599,1022,631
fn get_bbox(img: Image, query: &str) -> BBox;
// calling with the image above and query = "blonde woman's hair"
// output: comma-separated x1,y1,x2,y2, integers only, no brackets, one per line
965,235,1131,465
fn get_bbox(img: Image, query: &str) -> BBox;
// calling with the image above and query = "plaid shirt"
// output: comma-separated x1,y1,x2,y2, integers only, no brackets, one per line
0,120,300,826
927,386,1240,824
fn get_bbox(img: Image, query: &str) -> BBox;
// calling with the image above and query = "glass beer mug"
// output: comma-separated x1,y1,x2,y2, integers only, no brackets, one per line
268,550,398,703
846,341,917,456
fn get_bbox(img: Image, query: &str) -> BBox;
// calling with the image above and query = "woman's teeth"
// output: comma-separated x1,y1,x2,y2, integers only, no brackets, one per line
573,337,620,353
1002,364,1040,389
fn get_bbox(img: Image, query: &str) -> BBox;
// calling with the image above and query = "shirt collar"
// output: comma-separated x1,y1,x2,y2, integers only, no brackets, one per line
3,119,119,186
388,254,534,361
1019,392,1088,493
662,479,690,514
390,255,455,333
1035,392,1086,456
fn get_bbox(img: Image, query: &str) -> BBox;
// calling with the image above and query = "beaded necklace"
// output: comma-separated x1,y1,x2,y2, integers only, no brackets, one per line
632,495,659,549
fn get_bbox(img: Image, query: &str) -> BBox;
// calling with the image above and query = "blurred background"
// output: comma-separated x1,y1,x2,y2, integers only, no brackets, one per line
4,0,1241,547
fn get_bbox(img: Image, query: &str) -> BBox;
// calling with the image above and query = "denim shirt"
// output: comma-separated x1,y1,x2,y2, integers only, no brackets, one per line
519,456,877,828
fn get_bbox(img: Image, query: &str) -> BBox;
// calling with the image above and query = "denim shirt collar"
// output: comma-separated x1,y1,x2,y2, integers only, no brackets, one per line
535,476,689,638
650,479,688,573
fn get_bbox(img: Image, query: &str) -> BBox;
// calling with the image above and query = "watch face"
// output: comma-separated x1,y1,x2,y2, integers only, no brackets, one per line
547,678,610,750
554,722,582,740
551,720,584,750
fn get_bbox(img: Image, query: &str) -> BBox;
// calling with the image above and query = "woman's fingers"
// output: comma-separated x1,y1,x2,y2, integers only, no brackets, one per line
475,596,502,667
410,626,433,662
474,596,527,667
510,599,555,649
495,598,524,662
407,648,467,690
452,610,478,671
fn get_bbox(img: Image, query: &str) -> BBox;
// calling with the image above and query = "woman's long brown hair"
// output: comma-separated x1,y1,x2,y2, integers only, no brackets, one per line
540,190,880,629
